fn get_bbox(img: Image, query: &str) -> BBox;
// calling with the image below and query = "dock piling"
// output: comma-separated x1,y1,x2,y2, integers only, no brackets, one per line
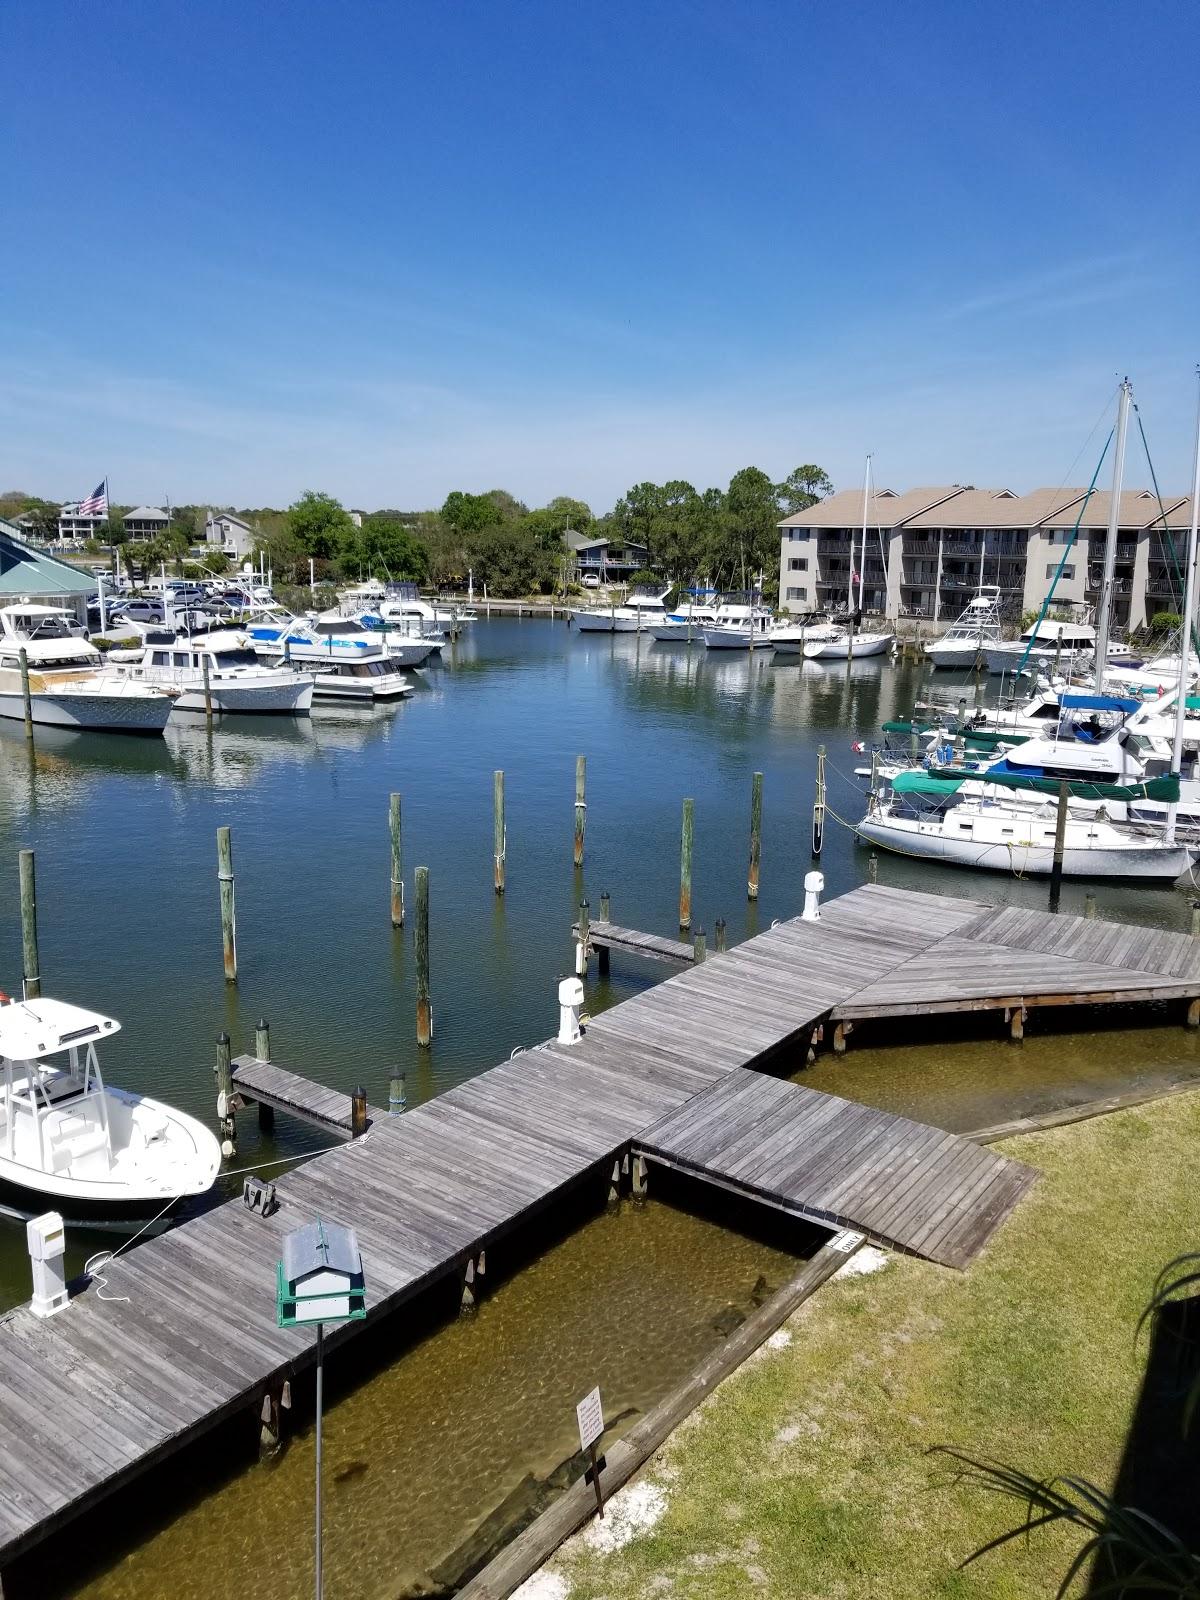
18,848,40,1000
597,894,610,974
1048,781,1069,911
868,852,878,884
1192,900,1200,938
747,772,762,900
18,647,33,743
574,755,587,867
1085,891,1097,920
389,792,404,927
201,655,213,732
493,770,506,894
215,1032,236,1156
415,866,432,1046
715,916,727,952
351,1085,368,1138
254,1019,274,1134
693,926,707,963
576,900,590,976
599,891,610,922
811,746,826,857
216,825,237,983
679,798,694,931
388,1071,407,1115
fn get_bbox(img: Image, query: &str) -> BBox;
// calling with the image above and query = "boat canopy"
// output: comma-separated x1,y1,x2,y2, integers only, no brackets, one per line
892,771,966,796
930,765,1181,804
0,998,120,1060
1060,693,1141,715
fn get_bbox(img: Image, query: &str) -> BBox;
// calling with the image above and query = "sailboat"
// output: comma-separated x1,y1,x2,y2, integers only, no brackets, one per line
857,377,1200,880
803,456,893,661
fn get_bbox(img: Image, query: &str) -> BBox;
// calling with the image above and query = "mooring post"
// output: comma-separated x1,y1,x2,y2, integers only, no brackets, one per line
574,754,587,867
868,852,878,884
747,771,762,900
599,891,610,922
576,899,590,976
679,797,694,931
493,769,506,894
1049,781,1069,912
415,866,432,1046
1084,891,1097,920
909,718,919,759
693,926,706,963
811,746,826,857
1192,900,1200,938
351,1084,368,1138
597,893,610,974
18,647,33,743
714,916,727,952
18,848,40,1000
254,1018,274,1134
631,1153,649,1202
389,792,404,927
202,654,214,732
216,825,237,983
388,1070,407,1115
1009,1006,1026,1042
215,1031,235,1156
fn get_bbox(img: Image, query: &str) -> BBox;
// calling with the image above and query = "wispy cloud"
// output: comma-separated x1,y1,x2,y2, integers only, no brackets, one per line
938,253,1159,322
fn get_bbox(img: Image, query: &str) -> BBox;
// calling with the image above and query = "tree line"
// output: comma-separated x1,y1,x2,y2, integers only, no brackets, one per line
1,463,832,598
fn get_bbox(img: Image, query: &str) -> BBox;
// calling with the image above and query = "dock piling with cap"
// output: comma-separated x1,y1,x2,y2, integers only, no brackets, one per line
493,770,506,894
747,772,762,900
254,1019,274,1134
415,866,432,1046
574,755,587,867
679,798,694,931
18,848,40,1001
811,747,826,857
389,792,404,927
215,1032,236,1156
216,825,237,983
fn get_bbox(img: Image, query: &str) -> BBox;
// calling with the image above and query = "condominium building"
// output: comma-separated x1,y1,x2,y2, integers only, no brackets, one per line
778,484,1192,630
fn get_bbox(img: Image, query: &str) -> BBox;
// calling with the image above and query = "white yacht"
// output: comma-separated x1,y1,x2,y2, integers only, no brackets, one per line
0,604,174,734
649,596,721,643
0,996,221,1217
924,589,1005,669
312,609,437,667
255,634,414,701
701,601,776,649
110,629,315,715
571,590,671,633
802,624,893,661
770,620,841,655
374,589,471,631
984,617,1096,674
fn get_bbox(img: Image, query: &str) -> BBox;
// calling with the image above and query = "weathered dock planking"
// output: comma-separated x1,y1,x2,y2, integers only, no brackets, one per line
230,1056,381,1136
1,880,1174,1572
572,919,698,965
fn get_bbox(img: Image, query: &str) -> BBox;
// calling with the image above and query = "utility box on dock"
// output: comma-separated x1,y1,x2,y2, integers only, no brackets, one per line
27,1211,68,1318
276,1218,366,1327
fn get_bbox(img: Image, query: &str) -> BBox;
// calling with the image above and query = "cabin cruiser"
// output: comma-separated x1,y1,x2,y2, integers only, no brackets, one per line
374,588,471,632
255,634,413,701
0,604,174,734
312,610,437,667
107,629,315,715
701,601,776,649
984,617,1096,674
649,596,721,643
0,996,221,1217
924,589,1004,669
571,590,671,633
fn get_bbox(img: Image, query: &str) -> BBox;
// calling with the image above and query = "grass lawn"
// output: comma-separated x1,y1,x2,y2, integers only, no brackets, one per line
540,1091,1200,1599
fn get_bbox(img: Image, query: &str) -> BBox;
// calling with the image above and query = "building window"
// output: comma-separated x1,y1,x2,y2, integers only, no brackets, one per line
786,586,807,601
787,557,808,571
1046,563,1075,580
787,529,810,541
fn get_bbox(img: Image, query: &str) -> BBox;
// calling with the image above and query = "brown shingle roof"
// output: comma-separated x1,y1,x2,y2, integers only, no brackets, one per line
779,486,966,529
1037,489,1190,530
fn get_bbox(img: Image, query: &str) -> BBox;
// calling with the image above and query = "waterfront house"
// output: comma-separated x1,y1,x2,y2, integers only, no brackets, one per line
123,505,171,542
564,528,651,584
56,502,107,544
205,509,256,561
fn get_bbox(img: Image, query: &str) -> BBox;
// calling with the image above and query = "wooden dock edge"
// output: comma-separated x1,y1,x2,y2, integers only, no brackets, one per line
966,1077,1200,1144
456,1230,861,1600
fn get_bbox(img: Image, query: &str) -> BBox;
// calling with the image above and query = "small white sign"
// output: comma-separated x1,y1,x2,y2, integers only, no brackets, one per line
576,1385,604,1453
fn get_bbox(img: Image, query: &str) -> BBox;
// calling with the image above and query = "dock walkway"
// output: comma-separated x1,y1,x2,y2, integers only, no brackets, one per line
0,882,1153,1568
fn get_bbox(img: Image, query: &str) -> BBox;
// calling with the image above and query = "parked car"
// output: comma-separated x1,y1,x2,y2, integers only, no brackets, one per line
581,573,601,589
119,598,167,625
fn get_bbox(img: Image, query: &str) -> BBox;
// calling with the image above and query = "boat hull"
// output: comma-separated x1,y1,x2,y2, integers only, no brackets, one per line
803,633,892,660
925,644,990,669
0,687,172,734
171,678,315,715
701,629,773,649
856,815,1196,879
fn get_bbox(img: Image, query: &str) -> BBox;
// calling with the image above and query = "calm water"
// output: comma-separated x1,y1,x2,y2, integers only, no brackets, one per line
3,619,1199,1594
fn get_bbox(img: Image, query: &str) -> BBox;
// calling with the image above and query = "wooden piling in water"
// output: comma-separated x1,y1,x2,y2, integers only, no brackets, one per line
679,798,694,931
576,900,590,976
599,891,610,922
868,852,878,884
811,747,826,858
254,1019,274,1133
216,826,237,983
747,772,762,900
714,917,726,952
415,866,432,1046
18,647,33,743
493,770,506,894
18,848,40,1000
215,1032,236,1155
574,755,586,867
351,1084,368,1137
1192,900,1200,938
1049,781,1069,911
202,655,213,732
693,927,706,963
388,1071,407,1115
389,792,404,927
1085,892,1097,920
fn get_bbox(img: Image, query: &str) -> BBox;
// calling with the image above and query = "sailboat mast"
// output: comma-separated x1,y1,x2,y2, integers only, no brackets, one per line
857,454,871,613
1094,378,1132,692
1165,367,1200,846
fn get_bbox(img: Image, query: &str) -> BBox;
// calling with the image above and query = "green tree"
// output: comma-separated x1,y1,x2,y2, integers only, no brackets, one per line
777,464,833,515
287,491,355,560
350,516,430,581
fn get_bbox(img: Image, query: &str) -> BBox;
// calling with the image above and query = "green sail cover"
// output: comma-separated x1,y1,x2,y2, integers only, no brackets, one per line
880,720,1029,748
892,770,966,796
921,768,1181,803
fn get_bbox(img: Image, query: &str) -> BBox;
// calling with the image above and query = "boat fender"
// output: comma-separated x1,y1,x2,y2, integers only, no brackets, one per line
0,991,9,1005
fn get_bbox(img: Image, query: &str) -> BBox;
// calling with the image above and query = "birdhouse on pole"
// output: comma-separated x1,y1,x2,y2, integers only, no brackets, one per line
276,1218,366,1327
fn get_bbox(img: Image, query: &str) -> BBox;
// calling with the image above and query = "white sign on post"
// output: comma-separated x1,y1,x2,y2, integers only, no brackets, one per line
576,1386,604,1453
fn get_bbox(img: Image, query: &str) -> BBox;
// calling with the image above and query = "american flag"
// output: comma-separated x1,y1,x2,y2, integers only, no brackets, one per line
78,479,108,517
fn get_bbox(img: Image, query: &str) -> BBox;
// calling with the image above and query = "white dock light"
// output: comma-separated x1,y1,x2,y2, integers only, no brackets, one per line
27,1211,68,1318
802,870,825,922
558,976,585,1044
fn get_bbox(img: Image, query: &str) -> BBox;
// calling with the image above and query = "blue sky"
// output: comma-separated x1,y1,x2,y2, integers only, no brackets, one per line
4,1,1198,512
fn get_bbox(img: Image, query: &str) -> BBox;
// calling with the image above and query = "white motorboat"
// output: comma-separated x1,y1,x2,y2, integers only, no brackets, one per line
649,597,721,643
373,586,471,631
0,996,221,1216
571,590,671,633
924,589,1005,669
983,617,1096,674
312,609,437,667
256,635,414,701
701,600,776,649
0,604,174,734
770,620,841,655
802,626,893,660
110,629,315,715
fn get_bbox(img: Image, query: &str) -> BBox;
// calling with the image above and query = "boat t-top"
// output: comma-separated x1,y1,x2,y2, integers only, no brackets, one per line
0,996,221,1216
925,589,1005,669
0,604,174,734
571,589,671,633
649,591,721,643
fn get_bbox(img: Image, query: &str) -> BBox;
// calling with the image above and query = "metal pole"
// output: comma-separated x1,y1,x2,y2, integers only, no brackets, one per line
389,793,404,926
19,848,40,999
574,755,586,866
315,1321,324,1600
679,798,694,931
747,771,762,900
1094,379,1132,695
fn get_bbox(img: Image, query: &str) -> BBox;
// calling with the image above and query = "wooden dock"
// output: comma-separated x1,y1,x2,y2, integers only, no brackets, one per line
1,881,1177,1571
572,919,698,965
231,1056,380,1136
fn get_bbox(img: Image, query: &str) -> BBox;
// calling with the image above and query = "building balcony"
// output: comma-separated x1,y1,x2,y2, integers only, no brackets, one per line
903,537,939,556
